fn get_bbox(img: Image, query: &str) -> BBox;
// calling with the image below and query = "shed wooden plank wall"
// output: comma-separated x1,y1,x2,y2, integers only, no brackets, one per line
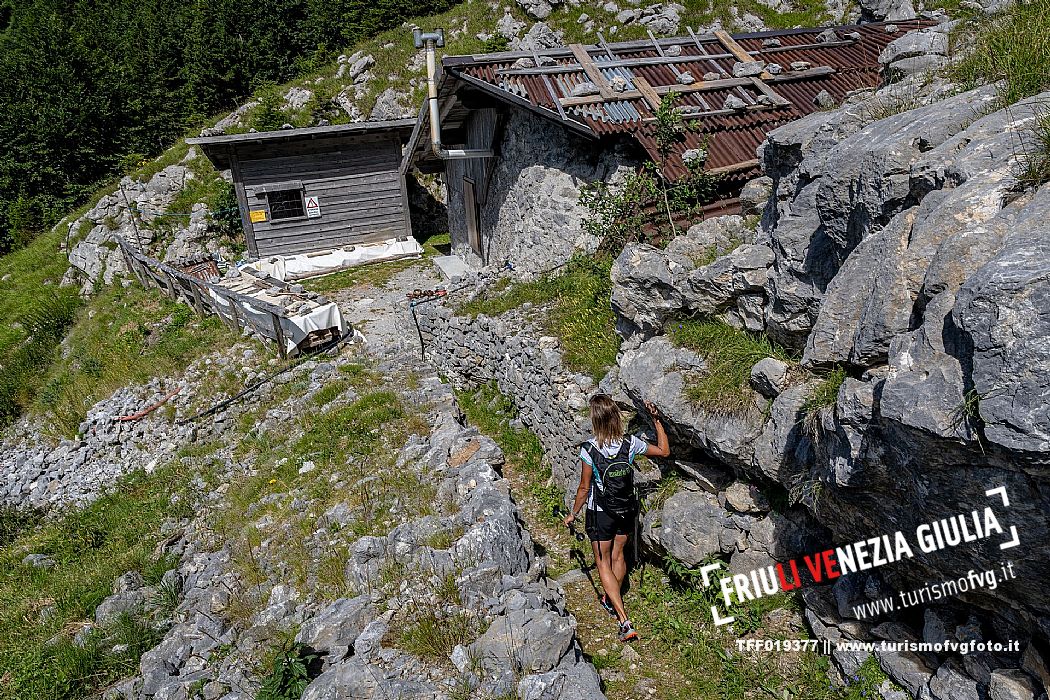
234,132,410,258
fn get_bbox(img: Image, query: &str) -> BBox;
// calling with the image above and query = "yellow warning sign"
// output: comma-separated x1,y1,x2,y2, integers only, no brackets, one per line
249,210,267,223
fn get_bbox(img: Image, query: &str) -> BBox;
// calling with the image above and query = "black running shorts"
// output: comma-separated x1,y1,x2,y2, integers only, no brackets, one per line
585,508,634,542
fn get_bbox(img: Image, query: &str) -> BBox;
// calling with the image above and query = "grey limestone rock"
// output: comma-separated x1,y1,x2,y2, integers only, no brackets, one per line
685,244,773,317
989,668,1039,700
619,335,765,468
859,0,915,21
876,649,936,697
301,660,437,700
610,243,691,335
924,659,980,700
749,357,790,398
651,490,735,566
732,60,765,78
518,660,604,700
723,482,767,514
760,84,999,346
295,596,375,669
724,94,747,110
881,291,973,441
517,0,558,19
954,188,1050,455
471,607,575,675
739,176,772,217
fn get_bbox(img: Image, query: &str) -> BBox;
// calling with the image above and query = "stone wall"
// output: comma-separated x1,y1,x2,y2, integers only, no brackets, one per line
447,108,638,279
415,297,596,489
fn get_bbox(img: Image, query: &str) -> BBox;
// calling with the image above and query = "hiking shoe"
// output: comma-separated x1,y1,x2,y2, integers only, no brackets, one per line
598,595,616,618
618,620,639,643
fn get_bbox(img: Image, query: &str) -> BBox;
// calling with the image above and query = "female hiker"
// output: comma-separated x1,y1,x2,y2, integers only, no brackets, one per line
563,394,670,643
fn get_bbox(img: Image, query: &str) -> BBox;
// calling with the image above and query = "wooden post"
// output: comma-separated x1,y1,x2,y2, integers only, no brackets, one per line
228,300,242,333
189,280,207,316
161,270,177,300
271,313,288,360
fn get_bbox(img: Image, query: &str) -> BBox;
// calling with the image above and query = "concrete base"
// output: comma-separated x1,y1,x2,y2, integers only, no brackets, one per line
433,255,471,281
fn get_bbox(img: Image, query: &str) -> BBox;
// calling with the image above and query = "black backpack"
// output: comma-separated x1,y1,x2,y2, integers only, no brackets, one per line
585,440,638,517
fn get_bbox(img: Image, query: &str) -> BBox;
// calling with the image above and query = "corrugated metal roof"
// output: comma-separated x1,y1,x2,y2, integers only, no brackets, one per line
410,19,934,181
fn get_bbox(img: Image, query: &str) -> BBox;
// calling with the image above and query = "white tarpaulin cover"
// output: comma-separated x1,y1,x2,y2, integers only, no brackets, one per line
208,276,349,355
252,237,424,282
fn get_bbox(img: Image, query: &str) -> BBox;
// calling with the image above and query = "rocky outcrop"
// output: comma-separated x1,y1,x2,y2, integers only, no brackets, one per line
879,23,953,80
0,343,264,509
954,199,1050,455
596,73,1050,697
758,82,1000,347
610,215,767,336
62,155,235,294
92,357,601,700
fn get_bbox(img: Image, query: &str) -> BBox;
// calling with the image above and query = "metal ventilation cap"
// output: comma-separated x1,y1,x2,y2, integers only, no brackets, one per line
413,28,445,49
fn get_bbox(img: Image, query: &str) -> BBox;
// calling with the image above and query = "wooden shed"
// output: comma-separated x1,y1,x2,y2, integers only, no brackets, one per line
189,120,416,259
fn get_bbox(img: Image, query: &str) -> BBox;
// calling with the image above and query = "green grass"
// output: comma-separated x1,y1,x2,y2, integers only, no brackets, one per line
951,0,1050,106
692,233,745,268
31,284,234,437
0,462,199,700
1018,111,1050,188
458,255,619,382
214,380,434,620
391,604,483,661
668,318,793,415
0,228,82,427
801,366,846,417
613,562,838,700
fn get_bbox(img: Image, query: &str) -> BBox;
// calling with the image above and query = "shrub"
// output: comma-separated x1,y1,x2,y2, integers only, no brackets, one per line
580,92,721,252
668,318,793,415
256,642,320,700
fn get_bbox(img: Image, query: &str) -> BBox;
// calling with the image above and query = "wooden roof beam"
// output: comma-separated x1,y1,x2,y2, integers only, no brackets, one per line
559,75,755,107
715,30,772,79
633,76,663,111
570,43,615,98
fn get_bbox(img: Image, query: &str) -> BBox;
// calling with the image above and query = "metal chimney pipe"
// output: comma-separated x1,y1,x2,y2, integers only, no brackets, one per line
413,28,493,160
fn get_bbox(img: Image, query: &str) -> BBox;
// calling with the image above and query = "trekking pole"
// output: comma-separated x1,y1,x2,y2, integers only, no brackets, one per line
635,509,646,588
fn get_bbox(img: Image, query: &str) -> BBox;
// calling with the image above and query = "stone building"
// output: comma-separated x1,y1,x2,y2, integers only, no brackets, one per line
403,20,932,277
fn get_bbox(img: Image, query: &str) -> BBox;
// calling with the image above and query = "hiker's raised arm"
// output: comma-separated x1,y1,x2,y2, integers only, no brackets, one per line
564,460,592,525
643,400,670,458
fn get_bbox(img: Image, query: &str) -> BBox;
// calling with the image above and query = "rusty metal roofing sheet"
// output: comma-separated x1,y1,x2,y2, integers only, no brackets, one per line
442,19,935,181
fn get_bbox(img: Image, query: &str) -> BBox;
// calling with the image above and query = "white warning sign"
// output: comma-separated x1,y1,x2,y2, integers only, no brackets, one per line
305,195,321,218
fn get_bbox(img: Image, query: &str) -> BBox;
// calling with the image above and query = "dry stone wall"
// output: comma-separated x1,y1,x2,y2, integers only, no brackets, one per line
415,296,596,489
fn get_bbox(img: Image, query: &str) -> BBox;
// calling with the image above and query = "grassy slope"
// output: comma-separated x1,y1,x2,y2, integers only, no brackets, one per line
0,251,443,698
0,463,197,700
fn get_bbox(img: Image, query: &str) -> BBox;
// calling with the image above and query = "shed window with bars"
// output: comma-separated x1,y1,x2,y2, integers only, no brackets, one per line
266,189,306,220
